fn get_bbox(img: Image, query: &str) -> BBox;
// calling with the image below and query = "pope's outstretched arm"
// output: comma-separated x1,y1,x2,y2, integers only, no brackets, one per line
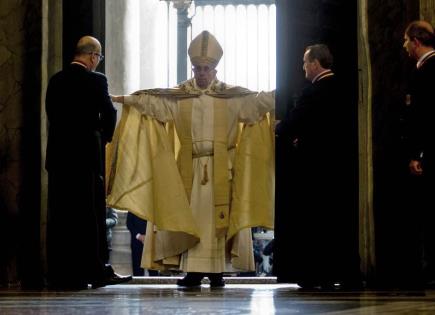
111,93,176,123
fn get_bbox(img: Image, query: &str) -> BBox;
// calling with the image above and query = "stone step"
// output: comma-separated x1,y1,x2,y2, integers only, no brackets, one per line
128,276,277,285
109,210,133,276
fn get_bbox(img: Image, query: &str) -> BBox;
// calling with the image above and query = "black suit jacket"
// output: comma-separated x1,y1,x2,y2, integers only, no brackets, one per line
407,55,435,166
275,74,359,282
276,74,350,174
45,64,117,284
45,63,116,171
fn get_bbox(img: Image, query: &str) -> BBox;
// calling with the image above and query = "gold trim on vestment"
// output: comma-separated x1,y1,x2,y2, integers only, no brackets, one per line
213,98,230,237
178,99,194,202
131,79,257,100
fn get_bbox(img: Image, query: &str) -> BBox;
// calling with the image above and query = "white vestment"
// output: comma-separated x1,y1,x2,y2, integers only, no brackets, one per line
123,79,274,273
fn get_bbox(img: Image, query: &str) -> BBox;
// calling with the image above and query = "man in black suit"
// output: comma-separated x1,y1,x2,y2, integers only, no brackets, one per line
404,20,435,287
126,212,159,276
276,44,360,289
45,36,131,289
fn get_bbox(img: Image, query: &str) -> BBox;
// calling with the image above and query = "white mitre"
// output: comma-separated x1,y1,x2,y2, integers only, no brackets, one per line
188,30,223,68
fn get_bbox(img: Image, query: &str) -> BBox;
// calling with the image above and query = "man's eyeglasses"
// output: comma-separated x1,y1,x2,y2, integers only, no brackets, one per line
89,52,104,61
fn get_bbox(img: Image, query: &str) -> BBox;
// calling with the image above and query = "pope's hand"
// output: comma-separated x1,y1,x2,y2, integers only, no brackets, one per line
110,95,124,103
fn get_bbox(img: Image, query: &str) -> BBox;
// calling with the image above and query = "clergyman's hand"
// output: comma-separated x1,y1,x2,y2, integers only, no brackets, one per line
110,95,124,104
409,159,423,176
136,233,145,244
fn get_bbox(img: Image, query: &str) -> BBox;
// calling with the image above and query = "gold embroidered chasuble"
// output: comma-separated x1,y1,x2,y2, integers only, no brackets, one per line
107,79,275,272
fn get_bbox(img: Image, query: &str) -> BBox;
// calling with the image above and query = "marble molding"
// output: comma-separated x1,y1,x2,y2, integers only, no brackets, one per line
357,0,375,280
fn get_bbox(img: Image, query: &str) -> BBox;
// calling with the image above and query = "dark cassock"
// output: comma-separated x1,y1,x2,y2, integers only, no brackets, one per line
45,62,116,288
406,50,435,285
276,70,360,288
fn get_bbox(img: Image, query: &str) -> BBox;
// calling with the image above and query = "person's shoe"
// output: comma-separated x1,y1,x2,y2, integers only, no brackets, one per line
210,278,225,288
105,273,133,285
177,273,203,287
98,264,132,287
91,273,132,289
208,273,225,288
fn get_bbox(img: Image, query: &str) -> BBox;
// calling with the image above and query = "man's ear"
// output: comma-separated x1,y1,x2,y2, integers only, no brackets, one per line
413,37,422,48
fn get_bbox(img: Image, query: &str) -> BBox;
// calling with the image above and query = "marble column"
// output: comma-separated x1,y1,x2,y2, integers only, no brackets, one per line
175,3,190,84
0,0,49,287
40,0,62,280
357,0,375,281
105,0,140,96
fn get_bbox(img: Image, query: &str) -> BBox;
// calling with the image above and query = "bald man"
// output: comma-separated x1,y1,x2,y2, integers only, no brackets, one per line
403,20,435,288
45,36,130,289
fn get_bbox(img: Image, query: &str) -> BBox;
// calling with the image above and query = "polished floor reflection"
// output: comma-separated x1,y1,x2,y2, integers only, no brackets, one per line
1,284,435,314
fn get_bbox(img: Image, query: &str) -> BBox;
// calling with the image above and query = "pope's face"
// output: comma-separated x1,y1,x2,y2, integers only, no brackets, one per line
193,63,216,89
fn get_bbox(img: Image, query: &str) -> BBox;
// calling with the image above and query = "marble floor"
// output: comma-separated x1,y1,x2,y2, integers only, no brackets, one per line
1,283,435,314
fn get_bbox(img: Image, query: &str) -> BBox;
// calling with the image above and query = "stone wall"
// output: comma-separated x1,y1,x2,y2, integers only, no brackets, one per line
0,1,22,247
0,0,43,286
0,0,61,287
420,0,435,25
